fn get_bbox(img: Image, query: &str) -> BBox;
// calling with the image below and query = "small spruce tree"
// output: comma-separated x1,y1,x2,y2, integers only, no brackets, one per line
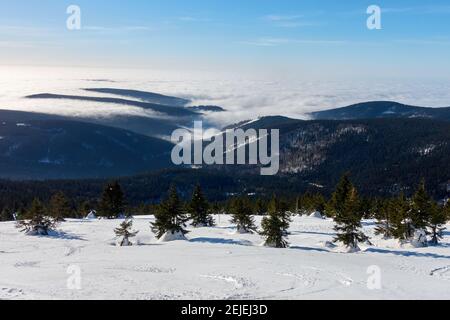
189,185,214,227
374,199,395,239
445,202,450,222
230,197,256,234
411,180,433,231
328,174,368,251
114,219,139,246
151,185,189,239
49,191,72,222
428,202,447,246
1,207,13,222
16,198,56,236
390,194,415,241
98,181,125,219
260,195,290,248
254,198,267,216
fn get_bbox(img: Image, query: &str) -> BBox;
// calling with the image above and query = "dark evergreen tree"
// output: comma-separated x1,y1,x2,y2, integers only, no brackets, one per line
151,185,189,239
210,202,222,215
49,191,72,222
374,199,395,239
271,196,291,235
411,180,433,231
445,202,450,222
16,198,56,236
1,207,13,222
328,174,368,251
260,196,289,248
428,202,447,246
254,198,267,216
114,219,139,246
390,194,415,241
189,185,214,227
98,181,125,219
77,200,93,218
230,197,256,234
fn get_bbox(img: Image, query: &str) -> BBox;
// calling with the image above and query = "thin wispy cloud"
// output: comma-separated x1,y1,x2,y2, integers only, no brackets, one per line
264,14,305,22
83,25,153,33
178,16,211,22
395,39,450,45
240,37,347,47
0,41,35,48
0,25,51,37
263,13,323,28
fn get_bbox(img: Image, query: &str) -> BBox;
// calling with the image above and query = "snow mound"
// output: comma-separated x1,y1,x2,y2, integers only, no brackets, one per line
85,211,96,220
323,241,337,249
333,243,361,253
234,226,254,234
309,211,324,219
410,230,428,248
116,237,133,247
158,230,187,242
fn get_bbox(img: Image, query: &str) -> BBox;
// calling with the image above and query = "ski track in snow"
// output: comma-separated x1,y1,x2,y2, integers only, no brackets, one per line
430,265,450,279
0,287,25,299
1,215,450,299
200,274,255,289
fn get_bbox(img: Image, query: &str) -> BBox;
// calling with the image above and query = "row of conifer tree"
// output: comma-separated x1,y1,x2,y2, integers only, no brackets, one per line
4,174,450,250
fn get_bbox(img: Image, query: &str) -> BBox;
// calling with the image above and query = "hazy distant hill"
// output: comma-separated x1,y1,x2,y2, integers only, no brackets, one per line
24,89,221,137
26,93,198,117
83,88,191,106
309,101,450,121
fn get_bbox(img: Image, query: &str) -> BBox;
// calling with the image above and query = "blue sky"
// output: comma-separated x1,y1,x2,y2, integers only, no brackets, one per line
1,0,450,78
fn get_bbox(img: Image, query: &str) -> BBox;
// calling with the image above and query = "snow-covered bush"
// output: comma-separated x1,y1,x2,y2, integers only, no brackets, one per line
114,219,139,247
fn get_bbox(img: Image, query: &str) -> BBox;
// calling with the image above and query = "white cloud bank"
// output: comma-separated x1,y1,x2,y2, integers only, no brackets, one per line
1,66,450,129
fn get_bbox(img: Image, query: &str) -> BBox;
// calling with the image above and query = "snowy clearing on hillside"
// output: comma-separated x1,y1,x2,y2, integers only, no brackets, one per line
1,215,449,300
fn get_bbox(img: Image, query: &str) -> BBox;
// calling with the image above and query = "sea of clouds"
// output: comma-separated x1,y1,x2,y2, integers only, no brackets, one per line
1,66,450,129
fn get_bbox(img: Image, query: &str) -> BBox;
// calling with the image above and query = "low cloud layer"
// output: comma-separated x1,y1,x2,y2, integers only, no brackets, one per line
1,66,450,129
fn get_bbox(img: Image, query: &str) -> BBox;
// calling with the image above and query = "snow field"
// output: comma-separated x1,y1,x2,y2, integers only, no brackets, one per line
0,215,449,300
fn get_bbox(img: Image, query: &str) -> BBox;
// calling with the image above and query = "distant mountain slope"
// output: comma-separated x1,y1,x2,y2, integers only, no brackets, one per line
26,93,198,117
188,105,226,112
0,114,450,198
309,101,450,121
0,110,174,180
83,88,190,107
215,116,450,196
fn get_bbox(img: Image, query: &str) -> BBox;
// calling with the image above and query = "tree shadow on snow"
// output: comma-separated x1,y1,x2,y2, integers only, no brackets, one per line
290,230,335,237
189,237,253,246
44,230,87,241
365,248,450,259
289,246,330,253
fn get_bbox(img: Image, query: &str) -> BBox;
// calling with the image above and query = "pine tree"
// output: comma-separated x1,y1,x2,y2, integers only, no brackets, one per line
270,196,291,235
114,219,139,246
77,201,93,218
390,194,415,241
374,199,395,239
260,195,291,248
428,202,447,246
98,181,125,219
1,207,13,222
328,174,368,251
254,198,267,216
49,191,72,222
151,185,189,239
189,185,214,227
411,180,433,231
16,198,56,236
230,197,256,234
445,202,450,222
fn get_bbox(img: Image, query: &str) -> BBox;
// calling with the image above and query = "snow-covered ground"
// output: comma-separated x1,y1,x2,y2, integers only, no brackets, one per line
1,215,449,300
